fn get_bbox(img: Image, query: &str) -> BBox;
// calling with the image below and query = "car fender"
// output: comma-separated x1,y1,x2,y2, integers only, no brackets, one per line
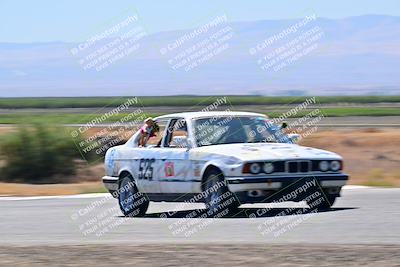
200,161,225,177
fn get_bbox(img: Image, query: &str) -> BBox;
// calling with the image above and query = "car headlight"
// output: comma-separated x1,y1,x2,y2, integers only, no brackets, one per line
263,162,274,174
250,163,261,174
223,156,242,165
319,161,329,172
330,160,341,171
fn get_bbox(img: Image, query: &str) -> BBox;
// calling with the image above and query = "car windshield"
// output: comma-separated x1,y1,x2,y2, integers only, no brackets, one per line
193,116,291,147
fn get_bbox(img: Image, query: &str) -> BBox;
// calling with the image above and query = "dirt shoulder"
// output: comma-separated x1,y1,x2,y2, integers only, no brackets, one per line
0,244,399,267
0,181,105,196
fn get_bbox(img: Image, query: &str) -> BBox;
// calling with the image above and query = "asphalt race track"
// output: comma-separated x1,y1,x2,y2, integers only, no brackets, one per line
1,186,399,245
1,186,400,266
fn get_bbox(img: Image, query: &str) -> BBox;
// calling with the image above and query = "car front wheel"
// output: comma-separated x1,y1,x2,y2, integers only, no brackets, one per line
118,173,149,217
203,169,240,217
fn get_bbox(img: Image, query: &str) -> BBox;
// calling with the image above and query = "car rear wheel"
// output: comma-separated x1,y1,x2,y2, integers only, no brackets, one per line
118,173,149,217
203,169,240,217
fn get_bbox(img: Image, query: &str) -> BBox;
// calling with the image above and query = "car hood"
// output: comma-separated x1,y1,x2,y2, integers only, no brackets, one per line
190,143,341,162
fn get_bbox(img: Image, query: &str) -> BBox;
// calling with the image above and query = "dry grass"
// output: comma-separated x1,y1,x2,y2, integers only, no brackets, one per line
1,127,399,196
299,128,400,187
0,158,105,196
0,126,17,135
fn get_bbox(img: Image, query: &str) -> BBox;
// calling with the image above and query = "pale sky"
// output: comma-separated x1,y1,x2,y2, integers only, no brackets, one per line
0,0,399,42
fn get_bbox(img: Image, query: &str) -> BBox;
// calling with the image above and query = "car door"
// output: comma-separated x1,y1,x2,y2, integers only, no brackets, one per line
157,118,193,193
125,118,170,193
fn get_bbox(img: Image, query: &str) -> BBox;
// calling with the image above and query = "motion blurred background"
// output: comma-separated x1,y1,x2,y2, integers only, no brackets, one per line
1,0,399,195
1,1,400,266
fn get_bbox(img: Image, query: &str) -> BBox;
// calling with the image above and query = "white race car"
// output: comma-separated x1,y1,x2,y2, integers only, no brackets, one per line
103,111,348,217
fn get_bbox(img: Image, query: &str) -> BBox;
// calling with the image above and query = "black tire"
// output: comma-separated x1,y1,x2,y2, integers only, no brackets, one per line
118,173,149,217
307,194,336,210
203,168,240,217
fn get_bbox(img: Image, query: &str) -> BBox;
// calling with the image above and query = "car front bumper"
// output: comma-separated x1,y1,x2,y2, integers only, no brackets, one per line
103,176,119,198
226,173,348,190
225,173,349,203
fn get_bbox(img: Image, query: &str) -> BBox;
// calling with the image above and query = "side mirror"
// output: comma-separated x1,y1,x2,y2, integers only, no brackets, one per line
287,133,300,144
281,122,288,129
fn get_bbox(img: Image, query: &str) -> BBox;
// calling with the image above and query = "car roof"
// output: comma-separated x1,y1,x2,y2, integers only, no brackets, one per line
155,111,268,120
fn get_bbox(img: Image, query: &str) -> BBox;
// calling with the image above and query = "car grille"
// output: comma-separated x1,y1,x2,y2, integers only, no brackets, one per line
273,161,285,172
287,161,311,173
271,160,313,173
288,162,298,173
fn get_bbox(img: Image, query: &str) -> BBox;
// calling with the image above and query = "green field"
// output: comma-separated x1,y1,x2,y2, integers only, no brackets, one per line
0,113,161,124
0,107,399,124
0,96,399,124
0,95,400,109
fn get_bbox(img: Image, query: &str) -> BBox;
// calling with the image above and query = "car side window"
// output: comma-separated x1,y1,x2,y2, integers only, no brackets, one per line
146,119,168,146
127,118,168,147
164,119,188,148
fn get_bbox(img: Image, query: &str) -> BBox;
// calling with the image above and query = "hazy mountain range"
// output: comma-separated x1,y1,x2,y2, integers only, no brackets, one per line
1,15,399,97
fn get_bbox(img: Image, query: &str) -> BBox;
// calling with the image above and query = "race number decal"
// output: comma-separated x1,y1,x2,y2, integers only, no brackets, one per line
138,158,155,180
